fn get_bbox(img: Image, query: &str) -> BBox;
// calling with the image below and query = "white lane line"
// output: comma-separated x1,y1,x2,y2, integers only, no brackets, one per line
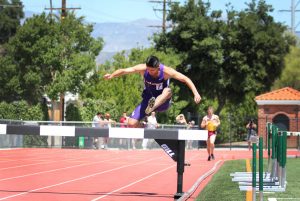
0,151,88,163
0,157,162,200
0,149,134,171
0,161,57,170
0,154,112,171
0,159,79,171
91,164,176,201
0,149,102,161
91,153,200,201
0,155,130,181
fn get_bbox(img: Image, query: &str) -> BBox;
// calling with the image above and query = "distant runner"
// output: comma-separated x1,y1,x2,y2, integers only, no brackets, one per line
201,106,220,161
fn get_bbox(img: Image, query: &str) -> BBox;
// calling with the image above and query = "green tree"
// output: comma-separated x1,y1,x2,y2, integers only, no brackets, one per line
218,93,257,143
81,50,148,121
65,103,82,121
0,0,24,93
273,46,300,90
154,0,292,114
1,13,103,104
0,100,44,120
0,0,24,45
0,56,21,102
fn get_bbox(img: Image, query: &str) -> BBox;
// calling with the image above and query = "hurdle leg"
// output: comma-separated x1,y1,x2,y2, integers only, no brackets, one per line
271,126,277,181
259,137,263,201
278,133,283,187
252,142,257,201
266,123,272,178
174,140,185,199
281,131,287,188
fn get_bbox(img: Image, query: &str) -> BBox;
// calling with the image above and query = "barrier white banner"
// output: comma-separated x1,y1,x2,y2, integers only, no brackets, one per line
40,125,75,136
0,124,7,135
109,127,144,139
178,130,208,141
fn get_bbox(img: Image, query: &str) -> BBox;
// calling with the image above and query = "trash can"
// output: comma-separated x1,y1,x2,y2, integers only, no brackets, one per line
79,136,84,148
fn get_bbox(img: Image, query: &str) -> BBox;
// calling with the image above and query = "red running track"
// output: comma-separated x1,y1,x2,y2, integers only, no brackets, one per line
0,148,297,201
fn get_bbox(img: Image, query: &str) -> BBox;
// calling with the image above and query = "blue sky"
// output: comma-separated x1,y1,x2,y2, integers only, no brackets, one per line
21,0,295,29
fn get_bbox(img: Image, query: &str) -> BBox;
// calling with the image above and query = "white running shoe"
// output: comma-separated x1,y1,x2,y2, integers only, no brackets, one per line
145,97,155,115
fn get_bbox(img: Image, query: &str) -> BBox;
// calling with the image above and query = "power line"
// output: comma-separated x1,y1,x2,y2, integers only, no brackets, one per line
0,4,22,7
279,0,300,33
45,0,81,19
83,5,132,22
0,4,22,8
148,0,172,34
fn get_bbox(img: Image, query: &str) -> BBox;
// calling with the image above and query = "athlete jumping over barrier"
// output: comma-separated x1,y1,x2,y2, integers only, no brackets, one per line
104,55,201,127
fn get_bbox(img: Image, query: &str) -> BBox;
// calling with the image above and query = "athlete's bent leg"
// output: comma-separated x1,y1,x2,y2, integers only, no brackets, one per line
146,88,172,114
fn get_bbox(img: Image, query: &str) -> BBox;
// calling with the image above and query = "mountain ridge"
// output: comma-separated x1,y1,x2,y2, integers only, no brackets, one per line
24,11,161,63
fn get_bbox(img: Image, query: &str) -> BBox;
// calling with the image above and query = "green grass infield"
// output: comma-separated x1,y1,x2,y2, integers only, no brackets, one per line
196,158,300,201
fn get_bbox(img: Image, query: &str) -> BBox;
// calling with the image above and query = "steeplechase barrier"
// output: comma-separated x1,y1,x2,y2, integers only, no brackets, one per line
0,120,208,200
231,122,300,201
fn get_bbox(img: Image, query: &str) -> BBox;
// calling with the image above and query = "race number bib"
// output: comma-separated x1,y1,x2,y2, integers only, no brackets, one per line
156,83,163,90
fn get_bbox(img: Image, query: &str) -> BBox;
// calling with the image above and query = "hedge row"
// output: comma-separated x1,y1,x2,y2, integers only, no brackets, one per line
0,100,48,147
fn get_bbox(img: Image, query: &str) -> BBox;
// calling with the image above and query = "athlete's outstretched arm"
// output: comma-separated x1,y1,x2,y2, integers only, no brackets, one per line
165,66,201,104
103,64,146,80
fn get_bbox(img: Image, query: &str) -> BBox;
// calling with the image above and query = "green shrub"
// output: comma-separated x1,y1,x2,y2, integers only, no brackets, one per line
0,101,48,147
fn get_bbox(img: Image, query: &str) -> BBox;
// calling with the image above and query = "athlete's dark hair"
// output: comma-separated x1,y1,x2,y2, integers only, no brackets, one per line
146,55,160,68
207,106,214,111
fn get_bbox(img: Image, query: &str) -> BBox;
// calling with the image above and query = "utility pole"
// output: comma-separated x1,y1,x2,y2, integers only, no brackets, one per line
45,0,81,20
148,0,170,34
45,1,81,148
279,0,300,34
49,0,53,17
62,0,66,19
45,0,80,122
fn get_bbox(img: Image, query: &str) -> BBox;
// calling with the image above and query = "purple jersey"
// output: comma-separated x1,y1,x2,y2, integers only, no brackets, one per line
130,64,171,121
142,64,170,99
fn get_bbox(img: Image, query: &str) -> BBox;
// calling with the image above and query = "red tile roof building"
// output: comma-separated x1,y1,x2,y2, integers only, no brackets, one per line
255,87,300,148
